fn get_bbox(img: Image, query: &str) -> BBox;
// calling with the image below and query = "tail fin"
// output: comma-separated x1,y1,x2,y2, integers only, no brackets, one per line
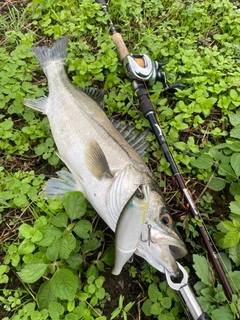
32,35,68,69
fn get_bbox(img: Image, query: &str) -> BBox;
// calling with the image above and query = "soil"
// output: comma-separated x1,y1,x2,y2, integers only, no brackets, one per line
102,268,149,320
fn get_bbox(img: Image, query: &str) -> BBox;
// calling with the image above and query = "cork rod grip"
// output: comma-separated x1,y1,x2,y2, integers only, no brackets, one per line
112,33,129,61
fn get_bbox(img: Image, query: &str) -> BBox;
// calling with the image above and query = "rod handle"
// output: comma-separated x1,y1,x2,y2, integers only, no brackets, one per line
112,33,129,61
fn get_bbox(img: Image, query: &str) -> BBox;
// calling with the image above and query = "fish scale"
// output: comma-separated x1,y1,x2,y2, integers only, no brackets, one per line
24,35,187,276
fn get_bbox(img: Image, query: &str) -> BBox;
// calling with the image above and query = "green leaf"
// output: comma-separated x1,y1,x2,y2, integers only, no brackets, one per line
19,224,34,239
197,296,211,313
51,212,68,227
73,220,92,239
211,305,233,320
229,243,240,267
229,201,240,215
223,231,240,248
59,232,77,259
150,302,162,315
148,284,161,303
31,229,43,243
230,183,240,197
192,154,213,169
142,299,152,316
87,283,95,294
65,314,78,320
208,177,226,191
77,292,89,301
161,297,172,309
0,265,9,275
36,225,62,247
174,142,186,151
18,239,35,255
63,192,86,220
67,300,75,312
81,236,101,253
18,221,43,242
17,259,48,283
96,287,105,300
229,89,238,101
101,246,115,267
86,265,99,279
214,284,227,302
218,162,236,179
0,265,9,284
50,269,79,301
229,111,240,126
187,136,199,153
230,153,240,177
95,276,104,289
200,286,214,298
192,254,212,286
48,301,65,319
221,220,238,232
218,252,232,273
230,124,240,139
36,281,57,309
124,301,135,312
110,308,121,320
226,140,240,152
66,253,83,270
46,240,60,261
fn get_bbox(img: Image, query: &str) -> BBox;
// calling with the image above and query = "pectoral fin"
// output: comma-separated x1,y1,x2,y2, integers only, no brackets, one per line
24,96,48,113
84,139,112,180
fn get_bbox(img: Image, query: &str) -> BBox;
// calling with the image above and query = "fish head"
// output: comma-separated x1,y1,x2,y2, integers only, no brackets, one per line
136,187,187,276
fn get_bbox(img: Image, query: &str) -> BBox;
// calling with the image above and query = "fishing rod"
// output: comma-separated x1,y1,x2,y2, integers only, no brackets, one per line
95,0,239,316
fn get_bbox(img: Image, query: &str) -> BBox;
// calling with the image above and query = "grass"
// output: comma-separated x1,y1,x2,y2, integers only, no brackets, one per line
0,0,240,319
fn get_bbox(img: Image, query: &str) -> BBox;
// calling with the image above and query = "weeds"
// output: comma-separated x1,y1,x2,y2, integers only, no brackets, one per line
1,0,240,319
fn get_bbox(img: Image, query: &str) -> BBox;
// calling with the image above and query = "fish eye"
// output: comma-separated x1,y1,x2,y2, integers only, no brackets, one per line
161,213,172,226
135,187,144,200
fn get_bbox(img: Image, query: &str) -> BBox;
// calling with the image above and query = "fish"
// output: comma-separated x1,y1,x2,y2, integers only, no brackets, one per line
24,36,187,276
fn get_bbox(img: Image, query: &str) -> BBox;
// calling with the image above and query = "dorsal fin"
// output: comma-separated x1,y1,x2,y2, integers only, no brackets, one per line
110,118,150,157
78,87,105,109
78,88,150,157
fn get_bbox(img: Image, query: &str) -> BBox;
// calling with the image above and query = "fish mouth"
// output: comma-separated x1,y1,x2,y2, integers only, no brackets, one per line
151,232,187,260
136,222,187,275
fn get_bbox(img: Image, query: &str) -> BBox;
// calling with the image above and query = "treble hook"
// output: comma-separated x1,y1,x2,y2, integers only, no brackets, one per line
141,223,154,246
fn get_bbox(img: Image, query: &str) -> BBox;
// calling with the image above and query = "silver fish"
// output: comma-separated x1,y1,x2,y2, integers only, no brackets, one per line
24,36,187,275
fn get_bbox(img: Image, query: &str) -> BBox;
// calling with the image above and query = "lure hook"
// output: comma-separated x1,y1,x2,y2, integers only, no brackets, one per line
141,223,154,246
